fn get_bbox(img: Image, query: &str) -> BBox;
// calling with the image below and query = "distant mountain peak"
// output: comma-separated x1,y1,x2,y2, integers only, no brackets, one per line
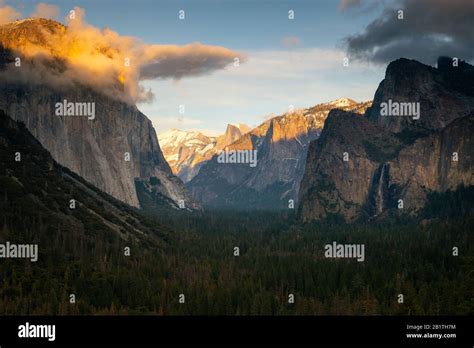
159,98,373,192
228,123,251,133
325,97,358,108
158,123,250,182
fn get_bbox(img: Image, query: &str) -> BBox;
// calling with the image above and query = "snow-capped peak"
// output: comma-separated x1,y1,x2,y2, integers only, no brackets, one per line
326,97,357,108
158,129,194,147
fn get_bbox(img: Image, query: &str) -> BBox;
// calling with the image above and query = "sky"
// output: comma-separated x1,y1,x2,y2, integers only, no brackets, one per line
6,0,474,135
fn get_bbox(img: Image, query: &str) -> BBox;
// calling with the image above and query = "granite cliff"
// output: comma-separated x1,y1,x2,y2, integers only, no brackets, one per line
298,57,474,222
0,18,194,209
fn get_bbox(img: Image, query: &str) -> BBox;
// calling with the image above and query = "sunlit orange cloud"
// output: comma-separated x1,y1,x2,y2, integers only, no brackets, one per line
31,3,59,19
0,0,20,24
0,5,245,103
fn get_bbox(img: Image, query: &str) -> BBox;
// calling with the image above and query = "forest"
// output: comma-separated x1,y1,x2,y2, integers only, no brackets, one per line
0,112,473,315
1,188,472,315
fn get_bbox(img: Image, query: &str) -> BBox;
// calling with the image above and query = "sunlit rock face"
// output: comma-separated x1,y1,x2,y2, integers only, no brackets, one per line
187,99,371,210
0,18,194,209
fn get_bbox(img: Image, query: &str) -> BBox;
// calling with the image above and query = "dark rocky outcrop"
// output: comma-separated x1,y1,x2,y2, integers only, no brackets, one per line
299,58,474,222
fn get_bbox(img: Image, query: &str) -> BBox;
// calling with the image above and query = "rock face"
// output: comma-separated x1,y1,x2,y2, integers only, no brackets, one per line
298,57,474,222
188,99,371,209
215,124,251,151
0,19,193,209
0,109,171,246
367,57,474,133
158,124,249,183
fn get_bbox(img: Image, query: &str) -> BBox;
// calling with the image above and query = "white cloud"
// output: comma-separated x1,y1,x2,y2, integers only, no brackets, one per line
140,115,219,135
151,116,201,128
139,48,383,134
226,48,347,78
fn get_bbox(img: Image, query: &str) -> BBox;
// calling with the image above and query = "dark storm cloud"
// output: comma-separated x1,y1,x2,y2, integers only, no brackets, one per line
344,0,474,64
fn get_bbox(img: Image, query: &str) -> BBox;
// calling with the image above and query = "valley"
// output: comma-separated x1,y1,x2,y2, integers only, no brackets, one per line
0,3,472,320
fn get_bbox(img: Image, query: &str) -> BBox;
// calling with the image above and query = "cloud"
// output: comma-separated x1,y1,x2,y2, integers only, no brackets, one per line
0,1,20,24
338,0,362,12
0,5,243,103
31,3,59,19
226,48,348,78
344,0,474,64
337,0,385,14
140,46,383,134
153,116,204,132
281,36,301,48
140,43,242,80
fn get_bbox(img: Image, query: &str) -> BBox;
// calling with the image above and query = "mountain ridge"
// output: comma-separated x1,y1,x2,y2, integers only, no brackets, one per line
298,57,474,222
158,123,250,182
187,98,372,209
